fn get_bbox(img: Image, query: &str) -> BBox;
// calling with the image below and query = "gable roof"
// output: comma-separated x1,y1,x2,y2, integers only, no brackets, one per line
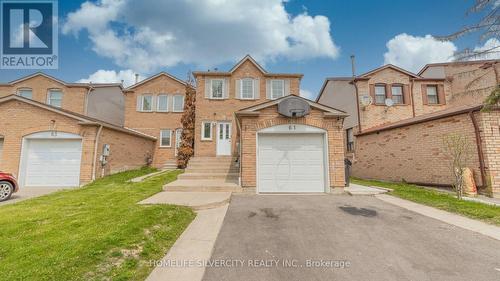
125,72,187,91
1,72,122,88
316,77,355,102
229,55,268,74
236,95,348,117
417,59,500,76
0,95,156,140
359,64,420,78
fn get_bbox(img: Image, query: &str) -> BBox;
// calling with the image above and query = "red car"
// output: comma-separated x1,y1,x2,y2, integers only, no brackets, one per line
0,172,18,202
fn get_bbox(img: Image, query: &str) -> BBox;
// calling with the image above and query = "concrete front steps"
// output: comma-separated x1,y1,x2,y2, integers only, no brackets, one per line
162,160,178,170
164,157,242,192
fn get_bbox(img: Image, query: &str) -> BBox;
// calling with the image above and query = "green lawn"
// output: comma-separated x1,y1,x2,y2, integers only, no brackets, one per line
0,168,195,281
352,178,500,226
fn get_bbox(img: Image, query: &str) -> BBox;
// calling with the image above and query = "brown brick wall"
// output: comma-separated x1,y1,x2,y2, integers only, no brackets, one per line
96,127,156,177
0,75,87,114
353,113,483,187
478,110,500,197
124,75,186,168
239,106,345,190
194,60,301,157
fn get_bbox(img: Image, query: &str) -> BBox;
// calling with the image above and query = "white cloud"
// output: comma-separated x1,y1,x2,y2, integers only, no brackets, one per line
383,33,457,73
78,69,141,87
63,0,339,73
471,38,500,60
300,89,316,100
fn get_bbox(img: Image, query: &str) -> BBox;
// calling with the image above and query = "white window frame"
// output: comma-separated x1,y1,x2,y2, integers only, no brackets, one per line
201,121,212,141
47,89,63,107
173,95,185,112
140,95,153,112
271,79,285,100
157,95,169,112
160,129,172,147
240,78,254,100
18,88,33,99
211,79,224,99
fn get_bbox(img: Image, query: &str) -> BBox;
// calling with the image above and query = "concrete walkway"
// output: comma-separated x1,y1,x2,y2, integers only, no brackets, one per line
139,191,231,210
376,194,500,241
345,183,389,195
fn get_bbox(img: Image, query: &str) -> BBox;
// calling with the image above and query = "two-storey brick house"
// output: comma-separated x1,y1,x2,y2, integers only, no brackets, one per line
318,60,500,197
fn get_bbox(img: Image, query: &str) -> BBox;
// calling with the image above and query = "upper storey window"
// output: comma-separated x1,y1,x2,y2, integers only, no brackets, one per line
391,85,404,104
426,85,439,104
241,78,254,99
18,88,32,99
374,85,386,104
211,79,224,99
47,89,63,107
271,80,285,99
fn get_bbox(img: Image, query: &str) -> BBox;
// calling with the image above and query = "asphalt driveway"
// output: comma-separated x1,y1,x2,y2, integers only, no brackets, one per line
0,187,65,206
203,194,500,281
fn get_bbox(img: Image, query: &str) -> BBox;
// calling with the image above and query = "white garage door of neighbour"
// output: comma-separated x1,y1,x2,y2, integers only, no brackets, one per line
24,139,82,187
258,133,326,193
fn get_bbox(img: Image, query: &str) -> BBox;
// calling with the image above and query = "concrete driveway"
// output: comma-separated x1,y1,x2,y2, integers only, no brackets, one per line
203,194,500,281
0,187,65,206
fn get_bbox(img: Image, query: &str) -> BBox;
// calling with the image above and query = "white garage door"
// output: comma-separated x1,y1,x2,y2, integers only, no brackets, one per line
23,139,82,187
258,133,326,193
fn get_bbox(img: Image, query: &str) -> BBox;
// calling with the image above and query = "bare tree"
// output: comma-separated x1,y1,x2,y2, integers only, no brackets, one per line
435,0,500,61
443,134,472,199
177,72,196,169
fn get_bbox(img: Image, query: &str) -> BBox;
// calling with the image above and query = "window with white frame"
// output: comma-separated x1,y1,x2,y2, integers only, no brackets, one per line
346,128,354,152
211,79,224,99
157,95,168,112
160,129,172,147
47,89,63,107
426,85,439,104
241,78,254,99
374,85,386,104
140,95,153,112
18,88,32,99
201,122,212,140
391,85,404,104
271,80,284,99
173,95,184,112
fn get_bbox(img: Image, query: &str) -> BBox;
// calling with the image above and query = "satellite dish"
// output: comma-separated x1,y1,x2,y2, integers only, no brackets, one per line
360,95,372,107
385,98,394,107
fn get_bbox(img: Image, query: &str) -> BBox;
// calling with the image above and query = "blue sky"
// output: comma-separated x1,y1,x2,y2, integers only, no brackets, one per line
0,0,491,99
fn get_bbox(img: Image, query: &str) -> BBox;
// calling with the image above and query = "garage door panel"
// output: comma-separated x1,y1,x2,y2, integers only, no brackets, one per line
24,139,82,187
258,133,326,193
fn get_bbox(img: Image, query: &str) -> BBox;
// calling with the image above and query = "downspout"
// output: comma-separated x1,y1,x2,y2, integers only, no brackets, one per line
234,112,242,187
469,110,487,189
92,125,104,181
353,79,362,133
84,84,94,115
410,78,416,117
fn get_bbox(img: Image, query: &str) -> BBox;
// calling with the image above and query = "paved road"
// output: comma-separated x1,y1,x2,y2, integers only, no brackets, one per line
0,187,65,206
203,194,500,281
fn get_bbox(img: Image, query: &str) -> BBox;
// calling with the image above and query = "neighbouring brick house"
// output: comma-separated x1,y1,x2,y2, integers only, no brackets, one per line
0,55,349,194
0,73,156,187
318,60,500,197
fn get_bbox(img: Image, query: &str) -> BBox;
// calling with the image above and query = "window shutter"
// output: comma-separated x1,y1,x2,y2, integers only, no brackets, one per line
235,79,241,99
151,96,157,112
385,84,392,99
254,79,260,99
403,84,410,105
437,84,446,105
168,95,173,112
266,79,271,99
223,78,229,99
284,79,291,96
421,84,428,105
205,78,211,99
369,84,375,103
136,95,142,111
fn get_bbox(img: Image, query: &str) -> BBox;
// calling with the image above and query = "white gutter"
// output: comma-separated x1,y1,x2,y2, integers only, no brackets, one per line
91,125,104,180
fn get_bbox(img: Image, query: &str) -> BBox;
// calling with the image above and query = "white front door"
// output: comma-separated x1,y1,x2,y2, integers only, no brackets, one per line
258,133,326,193
216,122,232,156
175,129,182,156
23,139,82,187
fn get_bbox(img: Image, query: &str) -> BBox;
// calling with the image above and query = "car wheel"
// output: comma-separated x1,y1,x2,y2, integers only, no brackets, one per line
0,181,13,202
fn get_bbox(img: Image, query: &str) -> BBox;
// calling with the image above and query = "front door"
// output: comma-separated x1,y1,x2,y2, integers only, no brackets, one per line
175,128,183,156
216,122,232,156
